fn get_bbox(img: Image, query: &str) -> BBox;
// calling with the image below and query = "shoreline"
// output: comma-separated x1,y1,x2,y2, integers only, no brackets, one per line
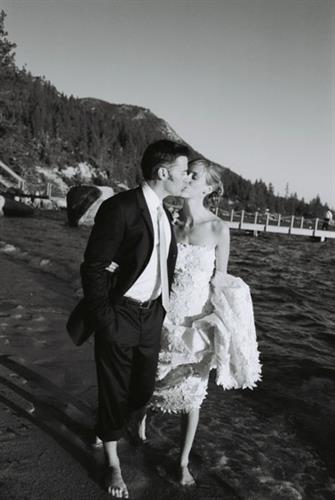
0,249,238,499
1,214,334,499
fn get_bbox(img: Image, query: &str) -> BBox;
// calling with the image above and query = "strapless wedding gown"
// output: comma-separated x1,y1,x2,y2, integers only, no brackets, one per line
150,243,262,413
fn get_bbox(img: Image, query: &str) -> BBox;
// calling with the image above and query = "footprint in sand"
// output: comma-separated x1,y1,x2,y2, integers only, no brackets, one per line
153,448,187,487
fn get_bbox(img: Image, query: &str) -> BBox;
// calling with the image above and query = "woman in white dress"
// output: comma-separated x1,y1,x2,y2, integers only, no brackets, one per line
141,158,262,485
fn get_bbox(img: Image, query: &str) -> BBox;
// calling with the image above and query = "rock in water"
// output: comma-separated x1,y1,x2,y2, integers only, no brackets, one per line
0,195,34,217
66,185,114,227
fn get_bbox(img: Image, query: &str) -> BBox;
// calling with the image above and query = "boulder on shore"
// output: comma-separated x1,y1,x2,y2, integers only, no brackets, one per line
0,195,34,217
66,185,114,227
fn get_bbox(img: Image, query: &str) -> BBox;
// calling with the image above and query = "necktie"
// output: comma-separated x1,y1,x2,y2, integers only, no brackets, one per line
157,206,170,311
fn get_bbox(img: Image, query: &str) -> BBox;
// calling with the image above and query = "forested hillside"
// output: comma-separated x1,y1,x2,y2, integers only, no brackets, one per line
0,11,329,216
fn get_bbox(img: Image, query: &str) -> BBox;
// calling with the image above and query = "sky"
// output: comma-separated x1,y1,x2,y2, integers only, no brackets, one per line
2,0,334,206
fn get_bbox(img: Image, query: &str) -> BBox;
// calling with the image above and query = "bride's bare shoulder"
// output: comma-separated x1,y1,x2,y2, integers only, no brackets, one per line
207,217,229,250
209,214,230,236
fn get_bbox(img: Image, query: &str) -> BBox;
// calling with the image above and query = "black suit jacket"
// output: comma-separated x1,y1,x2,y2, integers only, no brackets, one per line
79,186,177,335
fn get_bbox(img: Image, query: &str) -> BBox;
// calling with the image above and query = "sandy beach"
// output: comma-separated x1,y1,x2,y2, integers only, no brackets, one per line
0,211,334,499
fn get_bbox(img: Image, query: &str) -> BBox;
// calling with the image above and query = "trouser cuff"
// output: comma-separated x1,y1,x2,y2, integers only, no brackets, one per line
95,425,124,442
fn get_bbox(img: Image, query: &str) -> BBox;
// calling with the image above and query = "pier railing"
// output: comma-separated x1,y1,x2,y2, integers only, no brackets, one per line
217,209,335,240
0,160,25,190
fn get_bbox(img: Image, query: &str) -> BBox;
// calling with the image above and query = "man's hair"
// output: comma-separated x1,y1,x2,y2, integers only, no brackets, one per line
141,140,190,180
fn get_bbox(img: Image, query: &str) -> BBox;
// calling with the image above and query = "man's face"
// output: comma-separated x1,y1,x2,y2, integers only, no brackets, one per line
164,155,190,196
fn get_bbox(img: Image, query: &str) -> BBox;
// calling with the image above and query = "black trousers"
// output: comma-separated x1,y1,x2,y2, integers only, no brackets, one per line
94,296,165,441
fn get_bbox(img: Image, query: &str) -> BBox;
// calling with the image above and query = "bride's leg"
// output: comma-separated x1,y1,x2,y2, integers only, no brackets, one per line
179,408,200,485
138,413,147,441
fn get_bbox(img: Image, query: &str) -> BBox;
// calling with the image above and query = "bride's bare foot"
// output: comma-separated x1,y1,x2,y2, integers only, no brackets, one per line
104,466,129,497
92,435,103,449
180,465,196,486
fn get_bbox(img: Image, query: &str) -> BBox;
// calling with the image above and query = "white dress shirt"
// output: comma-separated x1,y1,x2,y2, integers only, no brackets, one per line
124,182,171,301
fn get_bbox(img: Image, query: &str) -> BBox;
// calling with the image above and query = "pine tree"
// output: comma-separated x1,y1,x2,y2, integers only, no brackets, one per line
0,10,16,72
285,182,289,199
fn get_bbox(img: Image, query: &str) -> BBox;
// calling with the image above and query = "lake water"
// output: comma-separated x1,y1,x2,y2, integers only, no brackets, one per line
1,213,334,499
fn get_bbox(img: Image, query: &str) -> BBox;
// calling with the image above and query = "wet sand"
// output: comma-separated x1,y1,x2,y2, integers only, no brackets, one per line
0,212,334,499
0,214,237,500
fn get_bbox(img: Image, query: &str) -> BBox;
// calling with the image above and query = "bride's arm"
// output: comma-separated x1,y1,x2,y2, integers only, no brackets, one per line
214,221,230,274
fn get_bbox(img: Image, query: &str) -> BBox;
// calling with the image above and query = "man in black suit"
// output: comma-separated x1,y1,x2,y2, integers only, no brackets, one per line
80,140,190,497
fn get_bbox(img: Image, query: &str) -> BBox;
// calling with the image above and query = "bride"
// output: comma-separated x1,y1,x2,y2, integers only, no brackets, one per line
140,158,262,485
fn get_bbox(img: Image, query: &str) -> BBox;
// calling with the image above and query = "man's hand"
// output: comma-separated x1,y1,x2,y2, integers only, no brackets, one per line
105,262,119,273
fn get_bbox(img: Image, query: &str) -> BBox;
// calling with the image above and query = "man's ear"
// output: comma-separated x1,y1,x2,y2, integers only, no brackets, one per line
157,167,169,180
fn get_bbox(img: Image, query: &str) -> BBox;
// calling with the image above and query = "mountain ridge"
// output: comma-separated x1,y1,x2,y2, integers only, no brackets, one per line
0,9,329,216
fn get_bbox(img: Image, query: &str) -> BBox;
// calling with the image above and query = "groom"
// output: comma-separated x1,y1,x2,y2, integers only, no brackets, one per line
80,139,190,496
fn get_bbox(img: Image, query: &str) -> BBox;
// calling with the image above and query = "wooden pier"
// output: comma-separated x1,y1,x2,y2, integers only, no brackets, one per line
0,160,25,191
218,209,335,241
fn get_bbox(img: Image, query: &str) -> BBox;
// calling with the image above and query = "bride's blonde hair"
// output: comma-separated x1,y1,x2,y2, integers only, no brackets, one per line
188,159,224,199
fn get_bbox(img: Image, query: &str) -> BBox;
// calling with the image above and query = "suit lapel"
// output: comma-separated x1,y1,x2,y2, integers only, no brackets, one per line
135,186,154,243
164,205,176,252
